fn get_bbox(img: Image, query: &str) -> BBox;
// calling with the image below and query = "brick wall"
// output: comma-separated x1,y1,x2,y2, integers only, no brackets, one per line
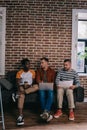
0,0,87,96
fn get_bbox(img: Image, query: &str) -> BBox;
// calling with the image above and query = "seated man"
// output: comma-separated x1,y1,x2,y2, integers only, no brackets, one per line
16,58,38,126
36,57,55,122
54,59,80,121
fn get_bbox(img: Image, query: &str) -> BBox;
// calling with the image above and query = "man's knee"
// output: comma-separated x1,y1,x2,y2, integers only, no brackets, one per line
19,93,25,99
33,84,39,91
66,89,73,95
57,88,64,96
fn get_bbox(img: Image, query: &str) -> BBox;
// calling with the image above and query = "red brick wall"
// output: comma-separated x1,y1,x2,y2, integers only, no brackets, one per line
0,0,87,96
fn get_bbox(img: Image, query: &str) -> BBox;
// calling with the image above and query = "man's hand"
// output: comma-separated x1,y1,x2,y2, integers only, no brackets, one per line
69,85,76,90
57,86,62,89
18,86,25,94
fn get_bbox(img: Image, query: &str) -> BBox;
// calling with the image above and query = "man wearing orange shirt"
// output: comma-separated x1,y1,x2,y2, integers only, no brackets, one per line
16,58,38,126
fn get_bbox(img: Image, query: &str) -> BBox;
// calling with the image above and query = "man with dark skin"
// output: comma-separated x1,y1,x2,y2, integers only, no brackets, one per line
16,58,38,126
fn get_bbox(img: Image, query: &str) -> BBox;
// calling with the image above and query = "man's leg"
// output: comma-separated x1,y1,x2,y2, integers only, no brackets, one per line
17,93,25,125
66,89,75,109
57,88,64,109
43,90,54,122
54,88,64,118
39,90,54,122
18,93,25,116
39,90,46,111
17,84,38,125
45,90,53,111
66,88,75,120
25,84,39,94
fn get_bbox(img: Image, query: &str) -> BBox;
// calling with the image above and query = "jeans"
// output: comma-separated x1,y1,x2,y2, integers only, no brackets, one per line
39,90,54,111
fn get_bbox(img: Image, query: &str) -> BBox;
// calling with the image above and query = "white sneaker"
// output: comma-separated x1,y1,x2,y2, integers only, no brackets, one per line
17,115,24,126
46,115,53,122
40,111,49,120
12,93,19,102
12,93,16,102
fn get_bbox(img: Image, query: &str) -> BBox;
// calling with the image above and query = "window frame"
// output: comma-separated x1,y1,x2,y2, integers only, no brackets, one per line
0,7,6,75
72,9,87,76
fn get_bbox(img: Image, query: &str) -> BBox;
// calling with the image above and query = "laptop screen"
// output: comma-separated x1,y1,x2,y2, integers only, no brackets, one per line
39,83,54,90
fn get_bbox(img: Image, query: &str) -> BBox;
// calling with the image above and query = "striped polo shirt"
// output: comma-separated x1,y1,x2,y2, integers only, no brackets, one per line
55,68,80,87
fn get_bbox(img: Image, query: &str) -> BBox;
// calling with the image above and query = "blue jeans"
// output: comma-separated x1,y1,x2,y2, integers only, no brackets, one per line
39,90,54,112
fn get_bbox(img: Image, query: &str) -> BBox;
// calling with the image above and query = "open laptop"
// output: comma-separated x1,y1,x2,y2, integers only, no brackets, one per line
39,83,54,90
58,80,73,88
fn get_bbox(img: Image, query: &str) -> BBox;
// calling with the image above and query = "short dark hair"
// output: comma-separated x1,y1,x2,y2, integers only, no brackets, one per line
21,58,30,66
40,57,49,62
64,59,71,63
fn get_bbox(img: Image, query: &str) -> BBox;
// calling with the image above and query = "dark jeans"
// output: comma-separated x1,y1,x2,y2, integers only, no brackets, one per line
39,90,54,112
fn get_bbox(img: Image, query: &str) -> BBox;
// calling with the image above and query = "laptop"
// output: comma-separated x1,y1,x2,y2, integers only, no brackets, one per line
58,80,73,88
39,83,54,90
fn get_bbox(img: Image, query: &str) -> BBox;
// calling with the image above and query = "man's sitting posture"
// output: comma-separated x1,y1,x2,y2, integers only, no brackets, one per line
54,59,80,121
16,58,38,126
36,57,55,122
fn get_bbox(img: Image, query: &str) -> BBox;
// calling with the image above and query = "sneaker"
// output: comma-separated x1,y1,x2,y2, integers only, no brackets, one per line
46,114,53,122
40,111,49,120
69,111,75,121
12,93,16,102
40,111,45,118
12,93,19,102
54,109,63,118
17,116,24,126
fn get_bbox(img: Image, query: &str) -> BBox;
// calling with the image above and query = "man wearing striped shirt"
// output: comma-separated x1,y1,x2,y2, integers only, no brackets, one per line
54,59,80,121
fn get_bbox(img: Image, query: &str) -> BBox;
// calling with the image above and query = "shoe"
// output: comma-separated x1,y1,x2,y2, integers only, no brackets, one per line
54,109,63,118
46,114,53,122
40,111,45,118
17,115,24,126
40,111,49,120
12,93,19,102
69,111,75,121
42,112,49,120
12,93,16,102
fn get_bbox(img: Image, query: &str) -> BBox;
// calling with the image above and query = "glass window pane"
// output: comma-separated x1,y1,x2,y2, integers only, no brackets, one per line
78,21,87,39
77,41,87,73
77,42,85,72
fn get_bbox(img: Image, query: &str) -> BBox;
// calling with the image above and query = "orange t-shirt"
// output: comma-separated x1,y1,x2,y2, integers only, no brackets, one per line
16,69,35,85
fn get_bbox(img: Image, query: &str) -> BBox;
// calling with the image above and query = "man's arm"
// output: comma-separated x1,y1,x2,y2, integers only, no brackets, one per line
51,69,56,82
74,71,80,87
16,78,25,93
69,71,80,90
55,70,61,87
36,69,42,83
16,78,20,87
